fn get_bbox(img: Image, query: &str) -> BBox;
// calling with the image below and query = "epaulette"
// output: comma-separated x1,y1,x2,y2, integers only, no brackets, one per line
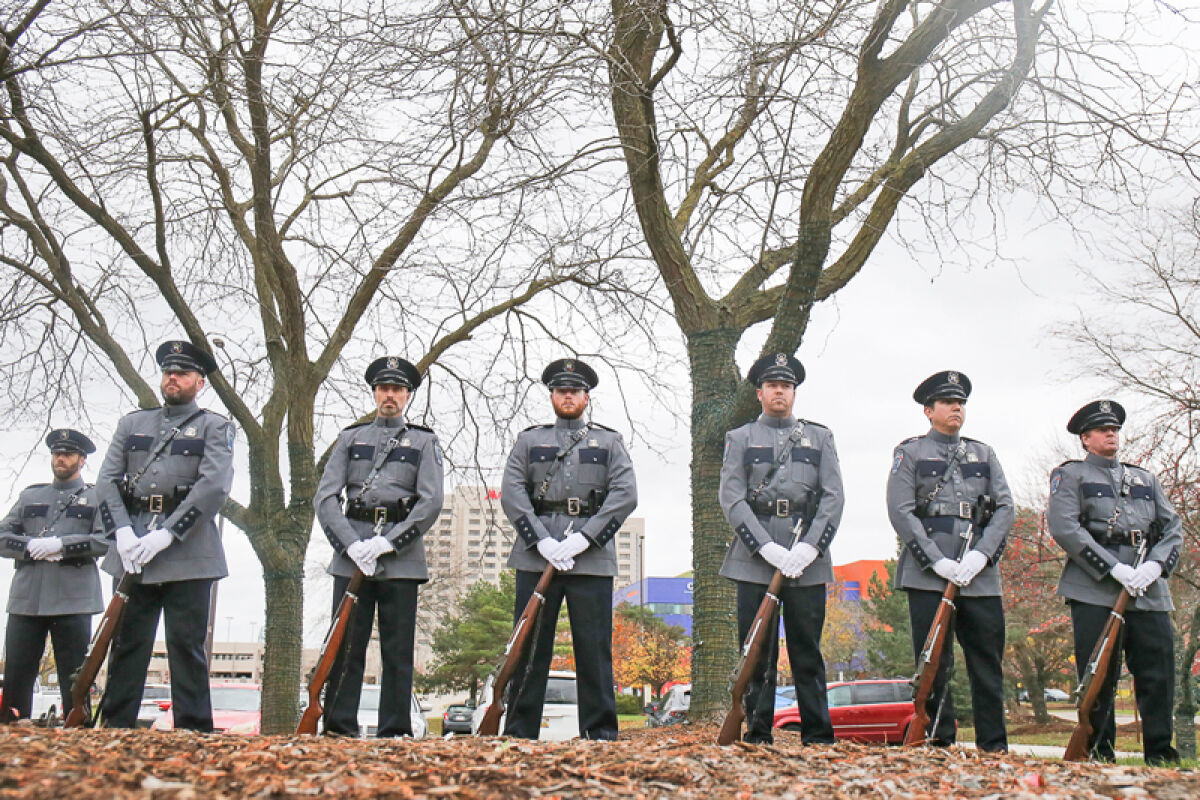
342,421,370,432
798,418,828,430
202,408,230,421
26,482,50,489
521,423,554,432
407,423,434,434
897,435,921,446
589,422,618,433
1121,461,1148,472
1056,459,1082,469
129,406,162,415
961,436,981,444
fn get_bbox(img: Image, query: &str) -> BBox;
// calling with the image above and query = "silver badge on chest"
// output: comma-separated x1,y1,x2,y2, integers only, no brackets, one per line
184,426,197,437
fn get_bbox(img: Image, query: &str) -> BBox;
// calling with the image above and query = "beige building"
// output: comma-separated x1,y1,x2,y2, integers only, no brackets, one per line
415,485,644,670
146,640,265,684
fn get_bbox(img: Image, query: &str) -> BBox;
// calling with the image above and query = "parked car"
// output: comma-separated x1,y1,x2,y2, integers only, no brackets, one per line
645,684,690,727
774,685,796,709
1018,687,1070,702
355,684,428,738
153,683,261,735
774,679,916,744
137,684,172,728
471,670,579,741
442,703,475,735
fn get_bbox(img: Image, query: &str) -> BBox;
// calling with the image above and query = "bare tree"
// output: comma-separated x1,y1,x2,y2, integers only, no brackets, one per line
0,0,638,731
1064,201,1200,757
602,0,1200,716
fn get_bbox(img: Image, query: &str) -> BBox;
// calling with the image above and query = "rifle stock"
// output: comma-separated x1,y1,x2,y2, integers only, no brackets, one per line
477,563,556,736
717,568,785,745
64,573,137,728
297,569,365,735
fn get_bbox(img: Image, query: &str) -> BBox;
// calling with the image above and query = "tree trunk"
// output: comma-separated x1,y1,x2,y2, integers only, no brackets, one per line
259,551,305,734
686,328,744,720
1174,605,1200,759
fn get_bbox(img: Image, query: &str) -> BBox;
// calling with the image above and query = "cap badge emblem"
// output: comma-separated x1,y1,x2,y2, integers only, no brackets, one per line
1099,400,1112,413
775,353,787,366
947,372,959,384
387,357,398,369
59,431,69,440
172,342,183,353
565,361,575,372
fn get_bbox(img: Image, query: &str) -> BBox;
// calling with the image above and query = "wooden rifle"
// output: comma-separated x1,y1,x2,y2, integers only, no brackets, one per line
477,562,556,736
903,493,996,746
717,516,807,745
1063,535,1151,761
297,569,365,735
64,573,137,728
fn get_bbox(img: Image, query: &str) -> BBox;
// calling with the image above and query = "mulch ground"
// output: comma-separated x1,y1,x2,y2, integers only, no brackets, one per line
0,724,1195,798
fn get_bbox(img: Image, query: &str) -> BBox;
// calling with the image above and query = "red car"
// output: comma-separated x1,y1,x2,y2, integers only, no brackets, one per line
152,683,261,735
774,679,917,743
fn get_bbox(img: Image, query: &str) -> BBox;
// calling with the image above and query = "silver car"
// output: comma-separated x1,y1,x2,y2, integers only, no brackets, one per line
355,684,427,738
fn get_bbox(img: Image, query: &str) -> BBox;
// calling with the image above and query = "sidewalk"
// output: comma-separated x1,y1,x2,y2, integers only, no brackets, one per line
960,741,1141,760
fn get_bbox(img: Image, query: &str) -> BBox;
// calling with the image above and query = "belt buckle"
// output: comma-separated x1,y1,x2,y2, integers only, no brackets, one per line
567,497,581,516
958,501,972,519
776,498,790,517
375,507,388,526
1130,529,1144,548
148,495,164,514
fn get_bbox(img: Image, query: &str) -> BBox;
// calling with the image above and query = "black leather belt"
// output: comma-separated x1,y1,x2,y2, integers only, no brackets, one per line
122,489,189,516
345,499,412,525
1084,521,1148,548
749,497,801,518
535,494,606,517
916,500,975,519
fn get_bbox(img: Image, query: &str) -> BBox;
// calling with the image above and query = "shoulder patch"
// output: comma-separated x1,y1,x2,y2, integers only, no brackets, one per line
407,423,434,434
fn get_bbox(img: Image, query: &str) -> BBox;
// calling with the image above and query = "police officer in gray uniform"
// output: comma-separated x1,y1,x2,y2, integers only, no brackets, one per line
1048,400,1182,765
0,430,106,723
500,357,637,740
886,370,1013,752
719,353,843,745
96,340,235,731
314,356,444,737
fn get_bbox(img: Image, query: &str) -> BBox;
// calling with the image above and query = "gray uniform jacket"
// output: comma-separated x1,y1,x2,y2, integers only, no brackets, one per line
886,429,1013,597
501,417,637,577
315,415,444,582
719,414,844,587
97,401,235,584
1047,453,1182,612
0,477,107,615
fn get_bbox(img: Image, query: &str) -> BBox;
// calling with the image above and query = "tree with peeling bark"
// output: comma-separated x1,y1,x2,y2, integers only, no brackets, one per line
604,0,1199,717
0,0,634,732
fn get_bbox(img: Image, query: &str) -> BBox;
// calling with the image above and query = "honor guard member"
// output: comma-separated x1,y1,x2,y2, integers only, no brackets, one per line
886,370,1013,753
95,340,235,731
719,353,844,745
314,356,444,737
1047,400,1182,765
499,358,637,740
0,430,106,723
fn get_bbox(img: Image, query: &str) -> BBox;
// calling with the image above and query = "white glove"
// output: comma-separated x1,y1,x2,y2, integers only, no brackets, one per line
537,537,574,571
759,542,790,571
28,537,63,561
346,540,377,574
560,532,590,559
364,535,395,559
1127,561,1163,594
954,550,989,587
932,558,958,583
1110,563,1139,594
790,542,819,574
114,526,140,574
130,528,174,568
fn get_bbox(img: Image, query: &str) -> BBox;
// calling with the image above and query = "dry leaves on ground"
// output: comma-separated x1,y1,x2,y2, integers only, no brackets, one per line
0,724,1192,798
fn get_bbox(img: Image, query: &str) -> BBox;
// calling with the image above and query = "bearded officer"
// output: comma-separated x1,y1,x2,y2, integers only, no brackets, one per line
499,357,637,740
1047,400,1182,765
314,355,444,737
885,370,1013,752
95,340,235,730
719,353,843,745
0,430,106,724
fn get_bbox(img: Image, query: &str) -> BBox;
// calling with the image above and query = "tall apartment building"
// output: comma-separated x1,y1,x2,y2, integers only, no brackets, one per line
414,485,645,670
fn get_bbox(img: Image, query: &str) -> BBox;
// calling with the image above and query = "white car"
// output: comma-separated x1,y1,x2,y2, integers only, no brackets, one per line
471,670,579,741
355,684,427,738
30,677,60,723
